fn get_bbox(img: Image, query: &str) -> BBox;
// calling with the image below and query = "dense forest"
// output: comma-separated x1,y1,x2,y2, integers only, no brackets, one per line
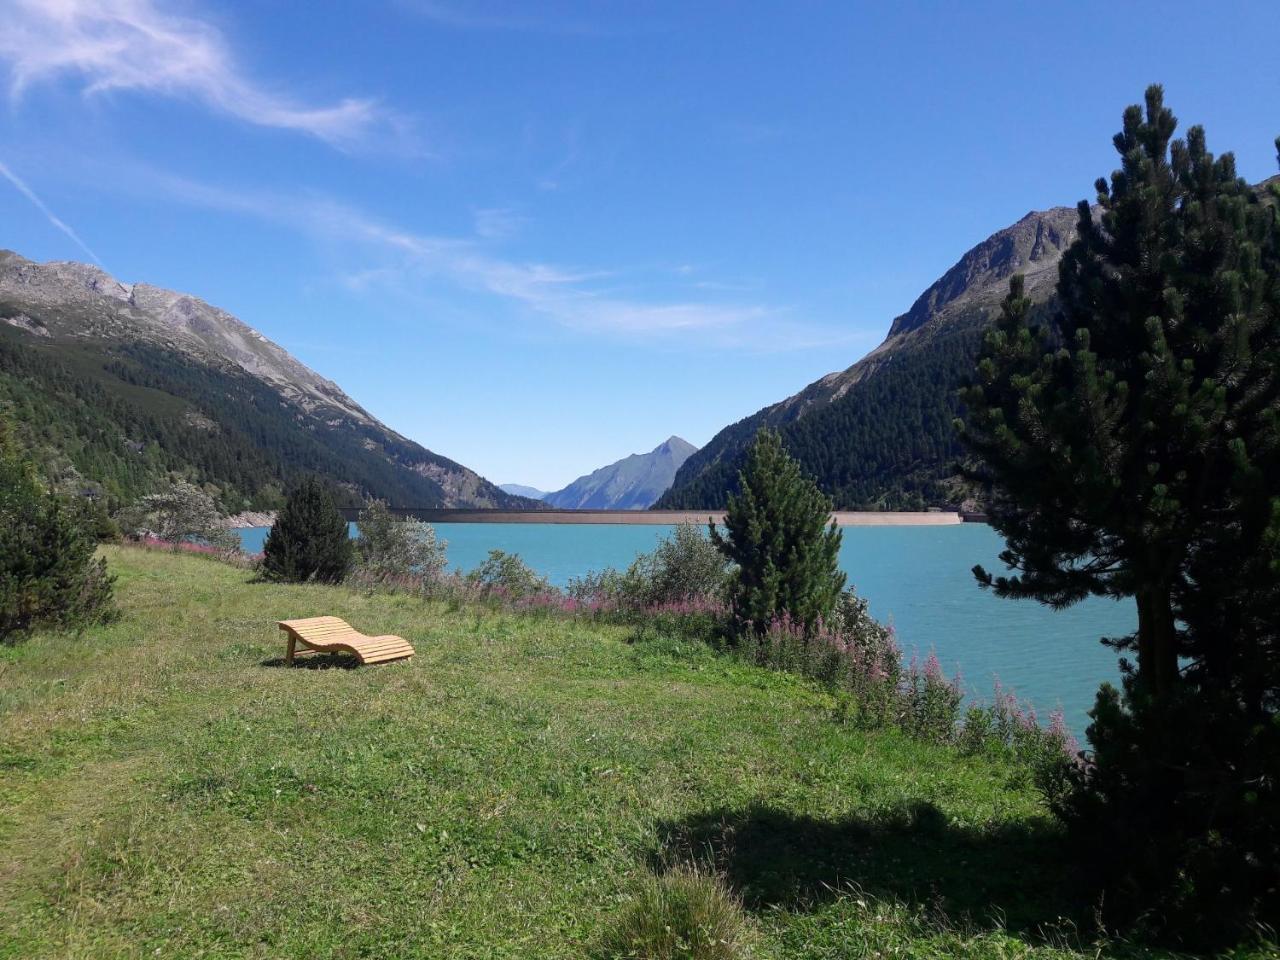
657,329,982,510
658,298,1063,510
0,326,481,511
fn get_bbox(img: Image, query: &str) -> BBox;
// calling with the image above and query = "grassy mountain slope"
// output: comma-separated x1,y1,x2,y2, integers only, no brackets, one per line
0,252,535,512
658,207,1081,510
0,545,1211,959
543,435,698,509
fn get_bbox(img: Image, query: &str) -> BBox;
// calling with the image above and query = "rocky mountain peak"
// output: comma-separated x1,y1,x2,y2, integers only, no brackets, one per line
539,435,700,510
658,435,695,456
886,206,1079,339
0,250,133,305
0,254,372,425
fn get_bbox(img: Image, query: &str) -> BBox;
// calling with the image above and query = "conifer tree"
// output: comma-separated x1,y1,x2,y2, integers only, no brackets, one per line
261,476,353,583
710,428,845,634
960,86,1280,942
0,420,115,642
962,85,1279,701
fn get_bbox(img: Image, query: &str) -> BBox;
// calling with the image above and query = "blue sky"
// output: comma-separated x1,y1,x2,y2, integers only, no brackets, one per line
1,1,1278,490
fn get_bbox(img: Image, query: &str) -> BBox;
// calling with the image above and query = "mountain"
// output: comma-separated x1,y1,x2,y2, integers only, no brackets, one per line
0,251,539,512
663,175,1280,511
657,206,1081,510
542,436,698,510
499,484,548,500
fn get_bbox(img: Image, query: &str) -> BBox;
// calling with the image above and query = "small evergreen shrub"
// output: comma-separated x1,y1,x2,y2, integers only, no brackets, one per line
351,499,447,590
0,423,115,642
710,429,845,636
78,498,123,543
597,868,755,960
261,477,352,583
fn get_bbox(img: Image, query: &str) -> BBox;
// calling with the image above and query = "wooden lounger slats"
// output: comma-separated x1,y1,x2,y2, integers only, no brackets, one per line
277,616,414,665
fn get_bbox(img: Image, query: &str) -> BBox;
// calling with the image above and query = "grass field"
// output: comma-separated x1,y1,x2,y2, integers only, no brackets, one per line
0,547,1266,959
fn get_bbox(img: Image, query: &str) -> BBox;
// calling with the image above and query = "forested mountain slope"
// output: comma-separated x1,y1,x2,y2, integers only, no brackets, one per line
657,207,1081,510
0,252,536,512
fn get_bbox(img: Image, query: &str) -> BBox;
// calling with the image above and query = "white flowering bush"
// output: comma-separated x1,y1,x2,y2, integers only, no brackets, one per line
119,480,239,555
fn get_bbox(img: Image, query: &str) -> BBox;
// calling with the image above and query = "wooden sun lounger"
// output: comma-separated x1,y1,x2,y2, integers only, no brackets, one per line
277,616,415,665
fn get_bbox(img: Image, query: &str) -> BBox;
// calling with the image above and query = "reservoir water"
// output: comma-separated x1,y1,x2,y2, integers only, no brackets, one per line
237,522,1132,732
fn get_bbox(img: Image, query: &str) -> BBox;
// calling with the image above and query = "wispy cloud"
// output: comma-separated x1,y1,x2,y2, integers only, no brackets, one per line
128,167,860,350
402,1,612,35
472,206,526,240
323,201,762,337
0,0,407,149
0,157,103,265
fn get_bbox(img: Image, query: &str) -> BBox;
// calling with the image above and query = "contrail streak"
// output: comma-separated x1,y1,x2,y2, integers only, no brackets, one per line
0,159,104,266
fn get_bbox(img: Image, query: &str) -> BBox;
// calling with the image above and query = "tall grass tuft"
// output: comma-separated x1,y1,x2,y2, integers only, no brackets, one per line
598,868,755,960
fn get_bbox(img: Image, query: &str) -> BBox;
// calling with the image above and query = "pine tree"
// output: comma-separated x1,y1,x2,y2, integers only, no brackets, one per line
962,85,1280,700
0,420,115,642
710,428,845,634
960,87,1280,943
261,476,353,583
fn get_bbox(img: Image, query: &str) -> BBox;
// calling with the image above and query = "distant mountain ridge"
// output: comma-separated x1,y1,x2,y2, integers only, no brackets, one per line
0,251,538,512
657,206,1082,510
531,436,697,510
499,483,548,500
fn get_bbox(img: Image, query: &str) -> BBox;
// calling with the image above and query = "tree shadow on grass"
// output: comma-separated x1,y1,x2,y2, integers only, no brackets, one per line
260,653,360,670
652,802,1090,939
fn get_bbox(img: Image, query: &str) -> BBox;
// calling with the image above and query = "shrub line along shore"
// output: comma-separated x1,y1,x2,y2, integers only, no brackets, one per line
332,509,971,526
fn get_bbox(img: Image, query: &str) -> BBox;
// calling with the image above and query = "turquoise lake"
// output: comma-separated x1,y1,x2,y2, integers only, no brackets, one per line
236,522,1133,732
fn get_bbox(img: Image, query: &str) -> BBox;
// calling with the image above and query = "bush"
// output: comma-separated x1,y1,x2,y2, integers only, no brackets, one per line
566,567,628,607
466,549,551,600
597,868,755,960
0,423,115,642
261,477,352,583
636,522,731,607
118,480,239,556
736,587,1077,769
351,500,447,589
745,588,897,692
568,522,731,615
897,652,964,744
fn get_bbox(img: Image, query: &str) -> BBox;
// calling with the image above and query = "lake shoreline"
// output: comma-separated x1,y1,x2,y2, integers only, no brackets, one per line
232,518,1128,729
334,509,971,526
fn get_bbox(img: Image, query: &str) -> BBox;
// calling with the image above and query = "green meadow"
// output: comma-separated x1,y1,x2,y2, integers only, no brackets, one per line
0,547,1267,959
